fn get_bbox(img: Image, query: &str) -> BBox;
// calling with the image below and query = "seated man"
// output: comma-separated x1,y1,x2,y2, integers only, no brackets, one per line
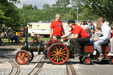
9,30,20,42
93,17,111,60
61,20,90,56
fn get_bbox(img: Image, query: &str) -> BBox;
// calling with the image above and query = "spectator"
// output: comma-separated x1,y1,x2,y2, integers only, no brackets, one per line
88,21,95,37
31,32,34,38
79,22,82,26
80,21,88,30
0,30,4,46
9,30,20,42
108,25,113,56
82,21,90,35
90,26,103,55
61,20,90,56
90,26,102,40
95,21,99,27
93,17,111,60
50,14,65,39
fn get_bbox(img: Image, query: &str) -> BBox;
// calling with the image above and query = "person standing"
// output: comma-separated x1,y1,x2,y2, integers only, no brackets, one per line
94,17,111,60
50,14,65,39
61,20,90,56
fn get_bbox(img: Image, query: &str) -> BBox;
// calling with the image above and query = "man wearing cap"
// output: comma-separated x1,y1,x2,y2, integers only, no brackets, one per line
50,14,65,39
61,20,90,56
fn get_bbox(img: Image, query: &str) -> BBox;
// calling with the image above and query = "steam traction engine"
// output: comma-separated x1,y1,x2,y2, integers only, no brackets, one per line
15,27,113,65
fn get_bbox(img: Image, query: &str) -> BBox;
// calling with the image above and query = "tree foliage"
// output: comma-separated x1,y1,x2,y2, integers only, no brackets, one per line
53,0,70,8
0,0,20,31
2,0,113,31
73,0,113,23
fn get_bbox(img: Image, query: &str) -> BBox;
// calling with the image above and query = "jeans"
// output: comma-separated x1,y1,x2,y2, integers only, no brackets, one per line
108,43,111,52
90,40,97,51
94,40,108,54
13,35,20,42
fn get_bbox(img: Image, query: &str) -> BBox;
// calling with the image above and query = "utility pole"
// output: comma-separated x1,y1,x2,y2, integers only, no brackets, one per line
77,7,79,23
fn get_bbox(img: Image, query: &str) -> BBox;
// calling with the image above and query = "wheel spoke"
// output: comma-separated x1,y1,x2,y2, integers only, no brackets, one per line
50,52,55,54
60,51,66,54
59,47,62,52
56,47,59,52
61,55,66,59
61,58,64,61
51,54,56,56
54,56,57,61
61,48,66,51
62,54,67,56
52,55,56,59
51,49,57,53
59,56,61,62
57,58,59,62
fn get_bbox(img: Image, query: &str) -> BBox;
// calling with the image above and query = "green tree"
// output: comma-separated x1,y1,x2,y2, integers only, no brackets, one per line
0,0,20,31
23,4,33,10
74,0,113,24
53,0,70,8
33,5,38,10
43,4,50,9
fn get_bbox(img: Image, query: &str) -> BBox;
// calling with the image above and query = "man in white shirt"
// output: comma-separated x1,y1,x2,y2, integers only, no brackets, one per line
93,17,111,60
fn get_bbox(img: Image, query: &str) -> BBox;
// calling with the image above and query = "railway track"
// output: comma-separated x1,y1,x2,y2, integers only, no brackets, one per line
28,56,45,75
0,55,20,75
66,59,77,75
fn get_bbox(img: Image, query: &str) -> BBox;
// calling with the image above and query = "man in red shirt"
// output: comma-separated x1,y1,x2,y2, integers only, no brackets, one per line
61,20,90,56
50,14,65,39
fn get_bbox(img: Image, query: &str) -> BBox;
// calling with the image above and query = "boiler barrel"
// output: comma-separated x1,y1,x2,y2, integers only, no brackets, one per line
28,44,48,54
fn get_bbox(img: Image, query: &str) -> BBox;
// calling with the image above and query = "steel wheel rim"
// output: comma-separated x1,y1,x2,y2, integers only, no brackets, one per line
85,59,90,64
16,51,29,64
48,44,69,64
111,59,113,63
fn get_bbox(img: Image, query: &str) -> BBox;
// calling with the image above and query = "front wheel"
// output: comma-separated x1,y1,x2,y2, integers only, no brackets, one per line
15,50,30,65
48,43,69,64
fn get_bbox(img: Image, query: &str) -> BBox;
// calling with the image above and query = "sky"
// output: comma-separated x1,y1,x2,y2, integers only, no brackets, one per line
15,0,57,9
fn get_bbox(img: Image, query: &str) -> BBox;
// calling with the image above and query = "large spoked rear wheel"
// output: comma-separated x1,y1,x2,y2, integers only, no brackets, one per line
15,50,30,65
48,43,69,64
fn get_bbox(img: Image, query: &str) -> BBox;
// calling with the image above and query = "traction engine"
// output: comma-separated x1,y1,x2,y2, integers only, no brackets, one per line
15,27,113,65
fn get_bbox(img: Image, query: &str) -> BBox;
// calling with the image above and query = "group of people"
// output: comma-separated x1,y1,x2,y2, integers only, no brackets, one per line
0,30,20,45
50,14,113,60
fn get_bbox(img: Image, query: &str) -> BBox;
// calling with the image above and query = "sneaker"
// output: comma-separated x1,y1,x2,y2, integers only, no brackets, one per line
98,55,104,60
107,52,113,56
93,51,97,55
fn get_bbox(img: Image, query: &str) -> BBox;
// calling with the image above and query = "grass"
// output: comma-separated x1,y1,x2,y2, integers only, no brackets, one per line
2,37,50,43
